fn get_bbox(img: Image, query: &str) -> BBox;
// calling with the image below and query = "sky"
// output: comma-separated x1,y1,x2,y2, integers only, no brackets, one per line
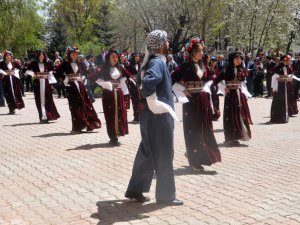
37,0,49,17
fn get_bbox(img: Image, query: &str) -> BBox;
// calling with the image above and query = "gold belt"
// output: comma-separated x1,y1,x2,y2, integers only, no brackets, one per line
181,81,204,93
278,75,291,82
67,73,81,81
111,80,120,88
4,70,15,76
226,80,240,90
35,72,48,79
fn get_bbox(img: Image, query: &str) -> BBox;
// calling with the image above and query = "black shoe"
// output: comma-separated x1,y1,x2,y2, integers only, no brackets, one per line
125,191,150,203
9,110,15,114
156,199,184,206
57,95,61,98
70,130,82,134
40,119,49,124
109,138,120,146
225,140,240,146
191,165,204,171
232,140,240,145
212,116,219,121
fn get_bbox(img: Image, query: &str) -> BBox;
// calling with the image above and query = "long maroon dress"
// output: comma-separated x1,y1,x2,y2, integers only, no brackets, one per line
270,63,298,123
119,62,131,110
0,61,25,113
54,61,101,132
172,62,221,167
214,67,253,142
25,61,60,122
96,65,129,142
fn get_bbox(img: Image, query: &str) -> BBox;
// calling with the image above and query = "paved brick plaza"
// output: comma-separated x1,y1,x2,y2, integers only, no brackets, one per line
0,93,300,225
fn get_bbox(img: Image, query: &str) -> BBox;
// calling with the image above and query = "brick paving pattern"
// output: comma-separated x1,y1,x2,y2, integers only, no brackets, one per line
0,93,300,225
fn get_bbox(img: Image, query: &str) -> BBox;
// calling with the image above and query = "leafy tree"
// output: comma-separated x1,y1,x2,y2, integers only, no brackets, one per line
0,0,44,58
93,1,116,47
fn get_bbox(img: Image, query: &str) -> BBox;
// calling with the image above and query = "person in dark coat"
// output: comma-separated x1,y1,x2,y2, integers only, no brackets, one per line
207,56,222,121
265,56,276,98
292,53,300,99
95,48,106,67
246,54,255,95
126,52,143,122
253,57,264,97
0,51,25,114
217,54,226,70
126,30,183,206
53,59,66,98
0,71,5,107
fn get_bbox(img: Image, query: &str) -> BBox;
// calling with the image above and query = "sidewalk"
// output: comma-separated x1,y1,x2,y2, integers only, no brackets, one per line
0,93,300,225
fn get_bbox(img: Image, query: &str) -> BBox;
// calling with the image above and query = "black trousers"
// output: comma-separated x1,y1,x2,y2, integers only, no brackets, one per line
54,79,66,97
25,75,33,92
266,73,272,96
253,73,264,97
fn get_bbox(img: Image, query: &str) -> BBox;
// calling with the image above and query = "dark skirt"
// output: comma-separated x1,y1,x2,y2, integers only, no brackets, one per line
128,80,142,121
102,88,128,140
124,94,131,110
287,81,298,116
210,84,221,120
270,81,295,123
33,79,60,121
183,92,221,167
223,88,252,141
2,75,25,111
66,81,101,131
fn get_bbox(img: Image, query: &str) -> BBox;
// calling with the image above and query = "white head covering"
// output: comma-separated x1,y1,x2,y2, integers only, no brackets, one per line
140,30,168,81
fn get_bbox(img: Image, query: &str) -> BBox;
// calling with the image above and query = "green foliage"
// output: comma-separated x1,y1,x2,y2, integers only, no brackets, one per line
0,0,44,58
78,40,105,55
93,1,116,47
1,0,299,57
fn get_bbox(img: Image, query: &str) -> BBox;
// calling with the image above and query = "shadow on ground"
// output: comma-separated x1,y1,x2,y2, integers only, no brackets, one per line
218,143,249,148
4,122,44,127
66,143,113,151
174,166,217,176
32,131,98,138
91,199,166,225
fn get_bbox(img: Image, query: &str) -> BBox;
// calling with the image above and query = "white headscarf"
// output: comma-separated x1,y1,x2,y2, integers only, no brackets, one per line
140,30,168,80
